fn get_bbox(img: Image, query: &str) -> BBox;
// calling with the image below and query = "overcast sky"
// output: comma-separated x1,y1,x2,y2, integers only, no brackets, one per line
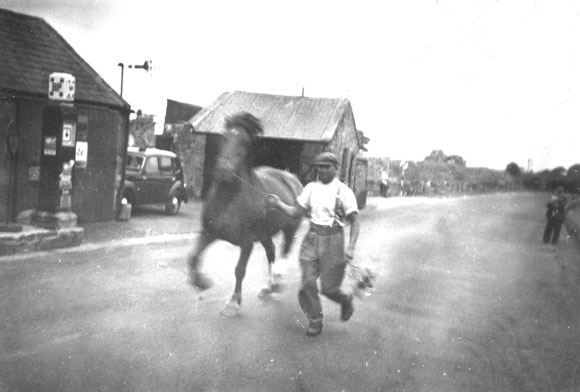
2,0,580,171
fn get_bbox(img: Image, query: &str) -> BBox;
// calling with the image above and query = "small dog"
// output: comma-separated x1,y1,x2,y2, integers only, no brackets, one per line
348,265,376,298
356,268,375,289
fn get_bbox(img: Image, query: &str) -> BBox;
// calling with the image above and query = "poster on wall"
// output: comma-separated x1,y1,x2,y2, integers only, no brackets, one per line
44,136,57,156
62,121,76,147
28,166,40,182
75,141,88,168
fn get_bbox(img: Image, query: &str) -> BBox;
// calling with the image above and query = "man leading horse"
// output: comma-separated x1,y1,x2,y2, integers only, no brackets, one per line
268,151,360,337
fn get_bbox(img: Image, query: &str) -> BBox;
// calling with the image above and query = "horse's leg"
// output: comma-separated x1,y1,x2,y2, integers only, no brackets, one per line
258,237,282,298
272,222,301,278
187,231,215,290
221,241,253,318
282,222,300,257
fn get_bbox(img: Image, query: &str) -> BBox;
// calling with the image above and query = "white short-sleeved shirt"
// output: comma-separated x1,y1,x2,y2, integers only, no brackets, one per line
297,178,358,227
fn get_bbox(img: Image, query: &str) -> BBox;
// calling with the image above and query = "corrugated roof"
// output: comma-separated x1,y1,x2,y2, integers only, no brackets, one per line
189,91,351,142
0,8,128,109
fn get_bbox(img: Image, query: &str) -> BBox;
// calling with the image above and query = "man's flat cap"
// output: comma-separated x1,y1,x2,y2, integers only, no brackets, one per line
313,152,339,167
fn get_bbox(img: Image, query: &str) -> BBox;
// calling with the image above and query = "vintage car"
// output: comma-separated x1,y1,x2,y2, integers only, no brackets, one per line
122,147,188,215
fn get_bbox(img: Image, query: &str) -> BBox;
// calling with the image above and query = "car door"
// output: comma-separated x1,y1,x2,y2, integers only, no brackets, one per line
139,156,164,204
158,155,177,201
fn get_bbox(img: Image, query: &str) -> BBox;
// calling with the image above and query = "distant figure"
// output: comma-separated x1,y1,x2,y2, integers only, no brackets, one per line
543,186,568,244
380,168,389,197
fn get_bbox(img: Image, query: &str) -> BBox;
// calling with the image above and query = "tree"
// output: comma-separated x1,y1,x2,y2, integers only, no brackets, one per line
551,166,566,177
505,162,522,177
445,155,466,166
424,150,447,163
545,167,567,192
567,164,580,179
522,172,542,190
566,164,580,193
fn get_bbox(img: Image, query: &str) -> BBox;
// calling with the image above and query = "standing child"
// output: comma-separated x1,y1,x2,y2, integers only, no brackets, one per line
543,186,568,244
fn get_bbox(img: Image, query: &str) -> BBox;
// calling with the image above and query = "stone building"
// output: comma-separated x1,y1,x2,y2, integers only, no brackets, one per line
174,91,367,207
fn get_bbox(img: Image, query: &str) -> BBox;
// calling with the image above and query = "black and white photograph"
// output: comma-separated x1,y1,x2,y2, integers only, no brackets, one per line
1,1,580,391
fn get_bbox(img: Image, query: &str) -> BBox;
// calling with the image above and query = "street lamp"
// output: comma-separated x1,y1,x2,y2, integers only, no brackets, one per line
118,60,152,98
118,62,124,97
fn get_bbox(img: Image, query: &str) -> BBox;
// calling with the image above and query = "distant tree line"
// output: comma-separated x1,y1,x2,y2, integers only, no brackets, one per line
370,149,580,197
505,162,580,193
368,150,517,197
400,150,516,196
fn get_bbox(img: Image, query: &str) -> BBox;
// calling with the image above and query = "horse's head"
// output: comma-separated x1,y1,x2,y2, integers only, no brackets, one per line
215,112,263,183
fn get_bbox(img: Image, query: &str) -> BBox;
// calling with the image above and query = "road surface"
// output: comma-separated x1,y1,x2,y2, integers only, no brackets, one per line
1,193,580,391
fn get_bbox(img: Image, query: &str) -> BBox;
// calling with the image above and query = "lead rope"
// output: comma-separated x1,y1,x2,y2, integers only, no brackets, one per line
229,171,268,196
228,171,273,216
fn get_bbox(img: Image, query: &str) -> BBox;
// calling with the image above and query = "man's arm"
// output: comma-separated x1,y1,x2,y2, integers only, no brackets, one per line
267,194,307,219
345,212,360,262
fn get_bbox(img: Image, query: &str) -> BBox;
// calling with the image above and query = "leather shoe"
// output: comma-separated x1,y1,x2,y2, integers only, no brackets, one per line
306,322,323,337
341,294,354,321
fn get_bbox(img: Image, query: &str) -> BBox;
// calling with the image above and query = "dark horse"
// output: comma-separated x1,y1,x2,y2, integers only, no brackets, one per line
187,112,303,317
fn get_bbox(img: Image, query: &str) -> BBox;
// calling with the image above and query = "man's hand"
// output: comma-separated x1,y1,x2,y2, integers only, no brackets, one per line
265,194,281,209
345,245,355,262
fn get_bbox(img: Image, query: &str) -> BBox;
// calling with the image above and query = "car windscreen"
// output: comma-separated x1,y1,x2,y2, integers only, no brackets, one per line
126,154,144,170
159,156,174,173
144,156,159,174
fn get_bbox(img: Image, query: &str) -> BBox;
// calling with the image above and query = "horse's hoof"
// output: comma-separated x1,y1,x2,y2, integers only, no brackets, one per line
220,302,241,318
258,288,272,299
191,272,212,291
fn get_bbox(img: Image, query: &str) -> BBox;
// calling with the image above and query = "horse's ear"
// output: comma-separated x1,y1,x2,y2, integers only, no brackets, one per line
225,112,263,139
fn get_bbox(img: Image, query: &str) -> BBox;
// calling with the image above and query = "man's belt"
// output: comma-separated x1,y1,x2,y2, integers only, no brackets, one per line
309,223,343,235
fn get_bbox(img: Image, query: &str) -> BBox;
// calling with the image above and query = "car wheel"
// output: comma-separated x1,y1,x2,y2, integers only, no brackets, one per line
165,194,181,215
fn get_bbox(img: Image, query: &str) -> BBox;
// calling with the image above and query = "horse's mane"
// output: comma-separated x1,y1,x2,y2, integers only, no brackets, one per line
225,112,264,139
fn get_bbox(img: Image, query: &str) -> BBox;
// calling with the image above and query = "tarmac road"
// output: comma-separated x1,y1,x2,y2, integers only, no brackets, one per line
1,193,580,391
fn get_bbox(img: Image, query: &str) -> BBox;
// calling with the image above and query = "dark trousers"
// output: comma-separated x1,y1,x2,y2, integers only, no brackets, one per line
298,227,349,324
543,217,564,244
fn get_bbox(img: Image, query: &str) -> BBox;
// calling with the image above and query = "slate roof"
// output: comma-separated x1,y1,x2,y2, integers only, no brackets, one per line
190,91,353,142
165,99,202,124
0,8,127,109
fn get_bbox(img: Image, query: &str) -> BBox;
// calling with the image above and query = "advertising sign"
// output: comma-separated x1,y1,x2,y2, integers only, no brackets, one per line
75,141,88,168
62,121,76,147
44,136,57,156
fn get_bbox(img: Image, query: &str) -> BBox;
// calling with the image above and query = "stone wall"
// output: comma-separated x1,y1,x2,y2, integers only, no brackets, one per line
167,123,206,198
0,226,83,256
328,104,360,188
129,113,156,148
353,158,368,208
